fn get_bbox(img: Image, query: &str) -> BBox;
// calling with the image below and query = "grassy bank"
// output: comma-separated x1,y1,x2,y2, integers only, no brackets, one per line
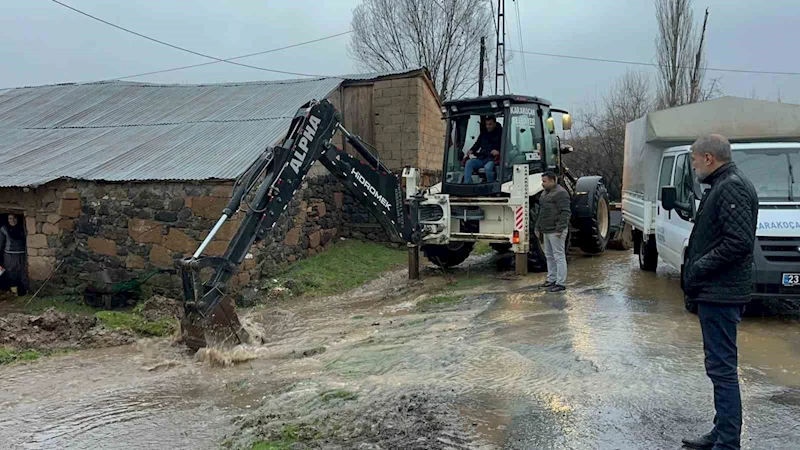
4,295,177,338
15,295,96,315
267,240,406,297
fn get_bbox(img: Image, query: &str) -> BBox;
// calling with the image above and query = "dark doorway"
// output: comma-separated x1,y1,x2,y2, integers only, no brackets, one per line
0,211,29,296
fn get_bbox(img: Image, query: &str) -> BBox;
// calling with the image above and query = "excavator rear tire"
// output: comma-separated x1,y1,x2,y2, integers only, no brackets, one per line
422,243,474,268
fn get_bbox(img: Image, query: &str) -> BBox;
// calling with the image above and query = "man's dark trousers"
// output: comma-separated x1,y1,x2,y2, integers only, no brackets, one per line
698,302,745,450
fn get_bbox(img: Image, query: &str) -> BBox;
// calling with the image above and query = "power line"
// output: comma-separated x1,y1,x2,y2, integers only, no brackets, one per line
104,31,353,81
512,0,529,93
0,31,353,92
50,0,331,78
507,48,800,76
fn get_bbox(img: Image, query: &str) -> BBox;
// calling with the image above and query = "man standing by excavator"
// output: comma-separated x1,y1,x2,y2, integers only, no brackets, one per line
535,171,571,292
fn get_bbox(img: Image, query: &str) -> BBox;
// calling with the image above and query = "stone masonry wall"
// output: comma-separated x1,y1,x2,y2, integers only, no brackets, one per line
0,174,401,298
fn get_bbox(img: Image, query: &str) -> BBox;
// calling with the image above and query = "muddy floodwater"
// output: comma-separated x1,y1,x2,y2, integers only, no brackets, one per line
2,251,800,449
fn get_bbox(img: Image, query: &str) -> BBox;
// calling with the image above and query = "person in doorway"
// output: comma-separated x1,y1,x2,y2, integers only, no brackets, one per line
463,116,502,183
681,135,758,450
535,171,571,292
0,214,28,296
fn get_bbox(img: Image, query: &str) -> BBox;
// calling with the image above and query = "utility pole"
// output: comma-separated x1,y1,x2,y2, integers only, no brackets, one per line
494,0,506,95
479,37,486,96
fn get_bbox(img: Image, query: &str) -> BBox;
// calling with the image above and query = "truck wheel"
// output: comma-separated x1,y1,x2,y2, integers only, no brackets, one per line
639,234,658,271
578,182,611,254
422,243,474,268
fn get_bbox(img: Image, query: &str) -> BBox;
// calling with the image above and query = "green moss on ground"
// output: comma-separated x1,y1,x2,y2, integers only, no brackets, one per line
320,389,358,403
473,241,494,256
0,348,42,365
251,424,323,450
0,348,75,365
266,240,406,297
95,311,176,337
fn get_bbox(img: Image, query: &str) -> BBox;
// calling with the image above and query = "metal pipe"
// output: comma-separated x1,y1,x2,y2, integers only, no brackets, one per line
335,122,389,173
193,214,228,258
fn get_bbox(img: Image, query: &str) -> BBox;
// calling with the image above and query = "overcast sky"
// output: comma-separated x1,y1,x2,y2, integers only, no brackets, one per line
2,0,799,114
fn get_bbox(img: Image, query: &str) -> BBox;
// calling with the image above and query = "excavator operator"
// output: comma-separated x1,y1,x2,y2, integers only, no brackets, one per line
462,115,502,183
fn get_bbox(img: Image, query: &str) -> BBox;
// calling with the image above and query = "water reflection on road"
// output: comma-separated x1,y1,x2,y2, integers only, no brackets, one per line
463,251,800,449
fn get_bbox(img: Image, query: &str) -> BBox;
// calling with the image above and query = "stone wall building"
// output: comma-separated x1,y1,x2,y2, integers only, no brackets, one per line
0,68,444,297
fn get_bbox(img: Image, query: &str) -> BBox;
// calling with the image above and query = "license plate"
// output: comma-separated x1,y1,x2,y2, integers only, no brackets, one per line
783,273,800,286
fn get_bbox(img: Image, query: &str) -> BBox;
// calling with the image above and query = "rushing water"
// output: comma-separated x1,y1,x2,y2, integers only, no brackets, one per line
1,251,799,449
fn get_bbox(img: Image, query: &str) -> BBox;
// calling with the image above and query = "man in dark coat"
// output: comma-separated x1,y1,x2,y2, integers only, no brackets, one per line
0,214,28,296
681,135,758,450
535,171,572,292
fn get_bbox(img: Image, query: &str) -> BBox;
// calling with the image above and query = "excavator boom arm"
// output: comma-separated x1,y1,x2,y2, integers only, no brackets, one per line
178,99,419,350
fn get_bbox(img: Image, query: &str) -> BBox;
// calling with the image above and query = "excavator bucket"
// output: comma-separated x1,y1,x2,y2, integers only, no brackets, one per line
178,254,253,351
179,295,250,351
180,286,250,351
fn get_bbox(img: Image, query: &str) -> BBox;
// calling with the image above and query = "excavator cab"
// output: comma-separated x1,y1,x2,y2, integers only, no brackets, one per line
440,95,567,198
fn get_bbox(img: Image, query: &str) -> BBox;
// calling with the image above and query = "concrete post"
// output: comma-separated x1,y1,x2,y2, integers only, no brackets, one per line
516,253,528,276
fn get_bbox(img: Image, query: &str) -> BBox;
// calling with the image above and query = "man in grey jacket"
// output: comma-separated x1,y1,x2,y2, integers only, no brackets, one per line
535,171,572,292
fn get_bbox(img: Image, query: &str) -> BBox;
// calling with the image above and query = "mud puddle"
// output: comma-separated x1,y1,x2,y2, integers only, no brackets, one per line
2,250,800,449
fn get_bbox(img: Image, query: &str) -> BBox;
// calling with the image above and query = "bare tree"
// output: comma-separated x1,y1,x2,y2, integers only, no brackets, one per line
566,70,654,201
348,0,497,101
654,0,718,108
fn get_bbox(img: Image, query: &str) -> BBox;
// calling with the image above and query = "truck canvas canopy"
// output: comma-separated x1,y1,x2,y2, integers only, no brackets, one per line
623,96,800,201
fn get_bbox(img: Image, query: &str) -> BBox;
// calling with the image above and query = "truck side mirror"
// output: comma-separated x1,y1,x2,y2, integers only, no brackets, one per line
562,114,572,131
662,186,677,211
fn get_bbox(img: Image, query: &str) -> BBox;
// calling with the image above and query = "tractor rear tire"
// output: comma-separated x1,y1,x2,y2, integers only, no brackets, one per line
578,181,611,254
422,242,474,268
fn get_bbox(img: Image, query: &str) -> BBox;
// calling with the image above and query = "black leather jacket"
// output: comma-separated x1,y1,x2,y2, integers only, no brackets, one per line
683,162,759,305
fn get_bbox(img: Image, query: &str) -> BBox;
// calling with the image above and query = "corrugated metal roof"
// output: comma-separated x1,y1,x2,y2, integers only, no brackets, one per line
338,67,426,81
0,77,344,187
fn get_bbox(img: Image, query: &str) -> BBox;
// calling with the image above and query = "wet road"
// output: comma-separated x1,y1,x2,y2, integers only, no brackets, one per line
460,252,800,449
1,250,799,449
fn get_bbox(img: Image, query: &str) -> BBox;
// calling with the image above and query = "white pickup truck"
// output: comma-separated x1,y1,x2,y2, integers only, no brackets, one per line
621,96,800,308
